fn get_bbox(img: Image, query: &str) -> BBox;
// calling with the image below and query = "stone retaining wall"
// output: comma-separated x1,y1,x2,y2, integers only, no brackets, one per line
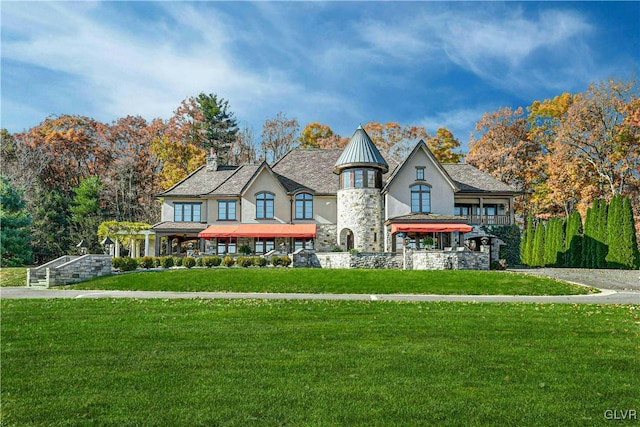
412,250,489,270
292,249,488,270
28,255,113,288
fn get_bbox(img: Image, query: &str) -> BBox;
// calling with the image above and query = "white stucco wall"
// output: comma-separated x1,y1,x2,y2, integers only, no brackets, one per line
384,148,455,219
312,195,337,224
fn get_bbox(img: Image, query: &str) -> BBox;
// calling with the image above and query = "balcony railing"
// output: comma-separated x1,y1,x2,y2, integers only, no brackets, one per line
462,214,511,225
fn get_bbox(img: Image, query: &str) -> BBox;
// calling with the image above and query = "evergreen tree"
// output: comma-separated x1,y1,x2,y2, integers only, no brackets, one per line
594,199,608,268
0,176,33,266
617,196,640,269
543,219,554,266
196,93,239,163
582,203,595,268
532,221,545,267
482,224,521,266
520,216,534,266
70,176,105,254
30,186,72,264
564,211,583,267
606,195,623,268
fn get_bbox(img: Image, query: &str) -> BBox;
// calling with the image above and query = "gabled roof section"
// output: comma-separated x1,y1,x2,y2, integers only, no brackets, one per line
442,164,518,194
236,161,289,197
211,164,262,195
382,140,458,193
333,126,389,174
157,165,239,197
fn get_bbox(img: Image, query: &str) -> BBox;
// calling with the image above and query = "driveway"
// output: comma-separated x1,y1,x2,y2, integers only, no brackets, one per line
512,267,640,291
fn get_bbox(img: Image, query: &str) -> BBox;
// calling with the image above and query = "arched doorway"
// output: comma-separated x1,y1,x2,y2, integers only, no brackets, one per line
340,228,354,251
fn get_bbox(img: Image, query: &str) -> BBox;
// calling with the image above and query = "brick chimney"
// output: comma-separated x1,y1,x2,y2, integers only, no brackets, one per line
206,148,218,171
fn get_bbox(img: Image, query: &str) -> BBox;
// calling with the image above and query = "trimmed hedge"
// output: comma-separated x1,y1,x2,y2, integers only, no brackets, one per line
271,256,291,267
183,257,196,269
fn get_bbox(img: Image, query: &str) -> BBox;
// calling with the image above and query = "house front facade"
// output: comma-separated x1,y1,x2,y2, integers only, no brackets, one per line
152,126,516,258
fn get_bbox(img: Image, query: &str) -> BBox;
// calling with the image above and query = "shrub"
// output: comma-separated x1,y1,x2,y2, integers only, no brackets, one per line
112,257,123,269
253,257,267,267
159,256,174,269
272,256,291,267
239,245,253,255
236,256,253,267
153,257,161,268
119,257,139,272
206,256,222,267
195,257,204,267
174,257,183,267
223,256,235,267
183,256,196,269
332,247,343,252
137,256,155,269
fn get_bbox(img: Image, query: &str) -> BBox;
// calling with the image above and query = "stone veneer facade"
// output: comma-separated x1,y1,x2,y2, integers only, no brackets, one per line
337,188,384,252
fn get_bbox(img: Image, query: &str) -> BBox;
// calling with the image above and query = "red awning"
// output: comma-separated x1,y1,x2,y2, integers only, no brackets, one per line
391,223,473,234
199,224,317,239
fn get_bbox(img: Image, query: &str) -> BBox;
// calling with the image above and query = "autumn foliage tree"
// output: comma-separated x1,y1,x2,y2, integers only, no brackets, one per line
261,112,299,162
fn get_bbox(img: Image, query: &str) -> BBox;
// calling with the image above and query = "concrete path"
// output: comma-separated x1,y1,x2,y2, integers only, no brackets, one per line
1,286,638,304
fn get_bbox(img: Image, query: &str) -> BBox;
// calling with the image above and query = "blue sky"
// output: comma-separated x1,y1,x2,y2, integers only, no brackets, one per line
2,1,639,146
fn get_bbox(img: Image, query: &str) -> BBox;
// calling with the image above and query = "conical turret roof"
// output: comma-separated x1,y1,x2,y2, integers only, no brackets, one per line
333,126,389,174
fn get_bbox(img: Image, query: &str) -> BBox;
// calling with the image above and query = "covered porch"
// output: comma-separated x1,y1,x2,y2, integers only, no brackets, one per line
385,214,474,253
198,223,317,255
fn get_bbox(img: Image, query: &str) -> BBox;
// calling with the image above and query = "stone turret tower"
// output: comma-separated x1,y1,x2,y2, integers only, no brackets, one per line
333,126,388,252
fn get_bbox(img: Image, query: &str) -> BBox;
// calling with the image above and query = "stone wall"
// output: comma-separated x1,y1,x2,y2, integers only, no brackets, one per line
27,256,79,286
28,255,113,288
412,249,489,270
292,249,488,270
293,251,407,269
315,224,337,252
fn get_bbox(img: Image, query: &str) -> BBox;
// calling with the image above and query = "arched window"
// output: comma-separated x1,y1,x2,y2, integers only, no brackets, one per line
411,184,431,213
295,193,313,219
256,192,274,219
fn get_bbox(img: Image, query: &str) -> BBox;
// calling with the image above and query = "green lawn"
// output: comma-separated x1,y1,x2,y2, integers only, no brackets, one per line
69,268,596,295
2,299,638,426
0,267,26,287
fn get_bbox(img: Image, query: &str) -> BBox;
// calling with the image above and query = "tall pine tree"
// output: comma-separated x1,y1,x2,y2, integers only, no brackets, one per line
532,221,545,267
0,176,32,267
520,216,535,266
594,199,608,268
564,211,583,267
619,196,640,269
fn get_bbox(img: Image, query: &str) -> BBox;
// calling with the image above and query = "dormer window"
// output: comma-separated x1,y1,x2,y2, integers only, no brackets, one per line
416,167,425,181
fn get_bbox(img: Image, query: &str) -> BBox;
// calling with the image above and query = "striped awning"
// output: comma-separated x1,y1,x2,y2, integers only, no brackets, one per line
391,223,473,234
199,224,317,239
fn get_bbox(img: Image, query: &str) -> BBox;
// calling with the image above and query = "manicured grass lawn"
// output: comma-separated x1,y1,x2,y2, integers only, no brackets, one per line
0,267,26,287
70,268,596,295
2,299,638,426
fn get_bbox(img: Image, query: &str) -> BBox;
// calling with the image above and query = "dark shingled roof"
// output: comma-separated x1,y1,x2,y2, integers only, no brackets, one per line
211,164,261,195
158,166,238,197
272,148,342,194
442,164,517,194
157,147,512,198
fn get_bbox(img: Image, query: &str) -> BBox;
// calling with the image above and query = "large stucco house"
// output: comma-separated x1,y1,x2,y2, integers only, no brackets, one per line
151,126,516,263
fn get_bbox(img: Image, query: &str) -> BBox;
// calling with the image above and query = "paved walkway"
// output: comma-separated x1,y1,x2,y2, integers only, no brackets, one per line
1,267,638,304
